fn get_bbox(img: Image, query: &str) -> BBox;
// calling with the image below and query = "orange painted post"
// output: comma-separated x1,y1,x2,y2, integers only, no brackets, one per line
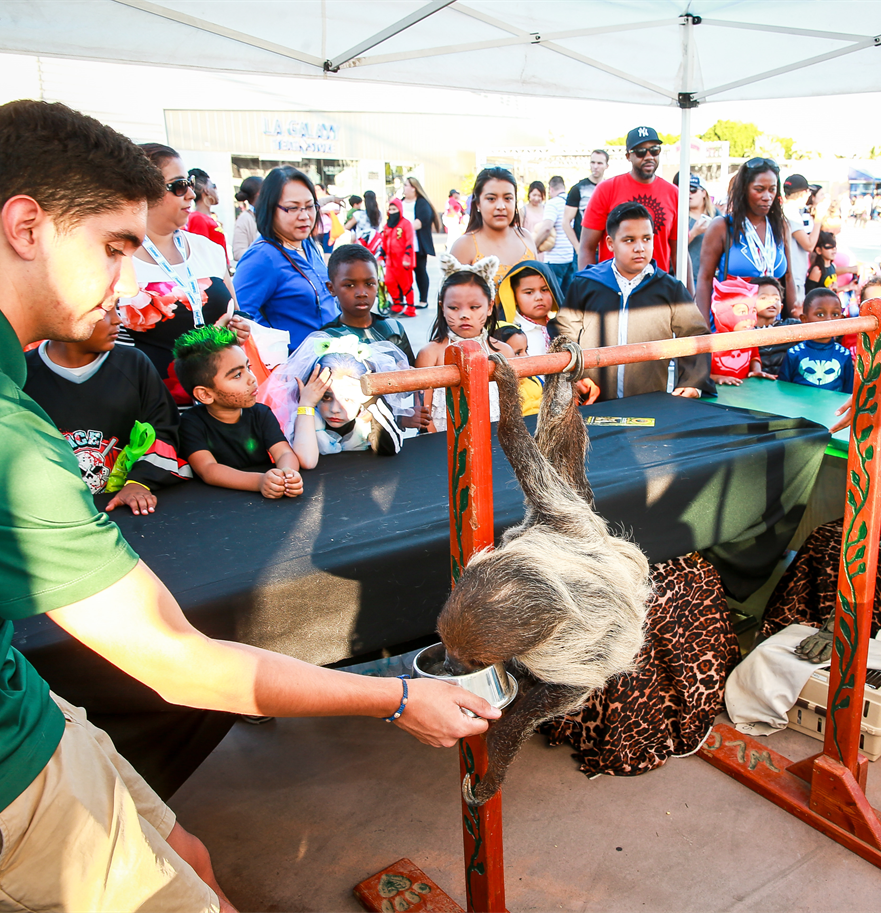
701,300,881,861
821,299,881,774
444,340,506,913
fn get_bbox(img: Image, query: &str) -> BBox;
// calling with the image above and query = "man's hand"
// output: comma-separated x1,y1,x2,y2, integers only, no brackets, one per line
106,482,157,516
260,468,286,499
671,386,701,398
282,468,303,498
393,678,502,748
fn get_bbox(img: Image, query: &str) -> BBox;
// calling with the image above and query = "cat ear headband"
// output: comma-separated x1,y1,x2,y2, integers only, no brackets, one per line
439,253,499,289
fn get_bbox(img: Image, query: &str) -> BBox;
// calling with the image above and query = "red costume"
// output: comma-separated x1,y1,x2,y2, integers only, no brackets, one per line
380,198,415,314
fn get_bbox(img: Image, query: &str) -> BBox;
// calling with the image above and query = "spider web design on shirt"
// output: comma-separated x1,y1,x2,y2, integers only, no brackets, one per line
631,193,667,233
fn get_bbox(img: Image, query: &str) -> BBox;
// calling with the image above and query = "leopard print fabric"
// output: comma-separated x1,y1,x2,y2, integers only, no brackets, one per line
761,519,881,639
540,553,739,777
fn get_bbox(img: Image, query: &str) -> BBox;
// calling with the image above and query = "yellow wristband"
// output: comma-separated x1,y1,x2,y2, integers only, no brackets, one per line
297,406,315,415
123,480,151,491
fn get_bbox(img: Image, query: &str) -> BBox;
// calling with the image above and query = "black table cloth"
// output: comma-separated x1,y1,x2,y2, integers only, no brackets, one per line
13,392,830,796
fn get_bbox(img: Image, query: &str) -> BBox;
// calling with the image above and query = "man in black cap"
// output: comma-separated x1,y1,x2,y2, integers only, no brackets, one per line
783,173,829,305
577,126,679,276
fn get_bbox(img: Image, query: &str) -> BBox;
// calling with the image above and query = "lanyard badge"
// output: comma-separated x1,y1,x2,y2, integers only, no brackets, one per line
141,232,205,326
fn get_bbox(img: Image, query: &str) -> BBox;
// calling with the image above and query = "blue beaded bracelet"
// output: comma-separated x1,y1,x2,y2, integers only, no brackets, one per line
383,675,409,722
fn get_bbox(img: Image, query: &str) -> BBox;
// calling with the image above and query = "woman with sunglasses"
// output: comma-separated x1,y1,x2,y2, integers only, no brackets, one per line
696,157,797,321
233,165,338,352
118,144,246,403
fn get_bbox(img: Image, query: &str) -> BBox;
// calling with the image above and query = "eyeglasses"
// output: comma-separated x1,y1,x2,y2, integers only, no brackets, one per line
277,203,316,216
630,145,662,159
165,177,195,197
744,157,780,173
689,187,700,193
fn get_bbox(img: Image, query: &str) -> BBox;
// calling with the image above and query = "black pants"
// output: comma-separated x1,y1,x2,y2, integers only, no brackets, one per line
415,251,430,304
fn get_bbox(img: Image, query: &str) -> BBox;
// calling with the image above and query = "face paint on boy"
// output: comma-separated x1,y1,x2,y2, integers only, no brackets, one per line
194,346,258,414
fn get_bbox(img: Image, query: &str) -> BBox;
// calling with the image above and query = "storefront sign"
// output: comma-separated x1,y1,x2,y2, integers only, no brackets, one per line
262,117,337,154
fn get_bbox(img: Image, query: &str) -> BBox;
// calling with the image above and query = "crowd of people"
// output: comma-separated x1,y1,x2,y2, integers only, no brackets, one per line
19,120,881,519
4,96,881,911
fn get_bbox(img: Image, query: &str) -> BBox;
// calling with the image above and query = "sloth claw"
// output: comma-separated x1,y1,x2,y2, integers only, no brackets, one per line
561,340,583,381
462,774,480,807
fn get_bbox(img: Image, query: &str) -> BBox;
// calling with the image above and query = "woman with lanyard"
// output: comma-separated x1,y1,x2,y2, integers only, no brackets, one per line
233,166,338,352
118,144,247,403
696,157,796,322
401,176,440,309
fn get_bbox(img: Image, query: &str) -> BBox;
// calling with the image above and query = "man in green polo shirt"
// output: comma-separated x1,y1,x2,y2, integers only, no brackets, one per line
0,100,498,913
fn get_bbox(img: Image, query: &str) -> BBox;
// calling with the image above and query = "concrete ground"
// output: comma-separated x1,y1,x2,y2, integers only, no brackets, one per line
172,711,881,912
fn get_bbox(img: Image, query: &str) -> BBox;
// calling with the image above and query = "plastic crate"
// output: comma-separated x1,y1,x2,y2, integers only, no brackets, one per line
786,668,881,761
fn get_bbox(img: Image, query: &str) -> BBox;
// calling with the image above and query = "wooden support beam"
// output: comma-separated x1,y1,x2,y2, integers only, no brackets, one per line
445,341,507,913
362,316,878,398
701,300,881,867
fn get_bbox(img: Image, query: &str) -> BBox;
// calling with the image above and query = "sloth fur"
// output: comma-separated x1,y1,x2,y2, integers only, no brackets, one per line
437,336,651,805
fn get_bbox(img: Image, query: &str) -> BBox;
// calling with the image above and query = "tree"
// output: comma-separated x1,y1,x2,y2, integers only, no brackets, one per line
699,120,760,158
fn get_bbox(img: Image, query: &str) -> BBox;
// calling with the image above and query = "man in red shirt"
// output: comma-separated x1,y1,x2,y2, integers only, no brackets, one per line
577,126,679,275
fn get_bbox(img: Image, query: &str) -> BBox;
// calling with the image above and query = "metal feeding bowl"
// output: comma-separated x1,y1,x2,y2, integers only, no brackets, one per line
412,642,518,711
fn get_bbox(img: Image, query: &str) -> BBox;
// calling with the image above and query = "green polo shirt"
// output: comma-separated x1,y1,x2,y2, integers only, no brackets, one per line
0,310,139,811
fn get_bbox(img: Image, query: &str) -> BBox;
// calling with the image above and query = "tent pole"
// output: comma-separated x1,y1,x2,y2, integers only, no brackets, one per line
675,12,697,286
676,103,691,285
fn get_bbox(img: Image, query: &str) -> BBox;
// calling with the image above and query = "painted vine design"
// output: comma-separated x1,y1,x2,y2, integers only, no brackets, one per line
829,329,881,760
447,385,470,583
459,739,485,910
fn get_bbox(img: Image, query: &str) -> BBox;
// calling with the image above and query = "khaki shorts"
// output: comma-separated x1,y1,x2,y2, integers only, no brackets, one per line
0,694,219,913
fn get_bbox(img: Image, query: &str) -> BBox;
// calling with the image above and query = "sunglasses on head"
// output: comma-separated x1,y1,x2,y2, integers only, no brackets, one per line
744,157,779,173
166,177,195,197
631,145,662,159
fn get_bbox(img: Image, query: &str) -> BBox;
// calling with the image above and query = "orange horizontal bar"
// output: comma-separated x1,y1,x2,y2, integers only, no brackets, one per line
361,316,877,398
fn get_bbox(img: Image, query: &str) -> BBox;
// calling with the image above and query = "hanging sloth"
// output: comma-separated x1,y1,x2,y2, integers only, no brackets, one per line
437,336,652,806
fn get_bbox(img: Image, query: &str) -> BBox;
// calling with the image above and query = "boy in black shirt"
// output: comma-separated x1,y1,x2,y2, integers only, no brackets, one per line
24,308,191,516
175,326,303,499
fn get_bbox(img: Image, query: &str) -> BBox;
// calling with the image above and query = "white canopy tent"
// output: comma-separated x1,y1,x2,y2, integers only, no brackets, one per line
3,0,881,278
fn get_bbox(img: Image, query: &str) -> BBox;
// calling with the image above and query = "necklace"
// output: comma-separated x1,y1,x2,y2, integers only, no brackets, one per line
742,217,777,276
283,240,304,254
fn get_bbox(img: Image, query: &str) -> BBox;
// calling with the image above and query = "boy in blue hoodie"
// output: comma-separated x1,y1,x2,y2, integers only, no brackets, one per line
778,288,853,393
551,201,713,401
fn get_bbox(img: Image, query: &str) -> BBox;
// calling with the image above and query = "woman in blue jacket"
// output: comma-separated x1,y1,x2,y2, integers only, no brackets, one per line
233,166,338,351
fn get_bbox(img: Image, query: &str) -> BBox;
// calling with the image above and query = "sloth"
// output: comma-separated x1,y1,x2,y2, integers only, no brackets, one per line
437,336,652,806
